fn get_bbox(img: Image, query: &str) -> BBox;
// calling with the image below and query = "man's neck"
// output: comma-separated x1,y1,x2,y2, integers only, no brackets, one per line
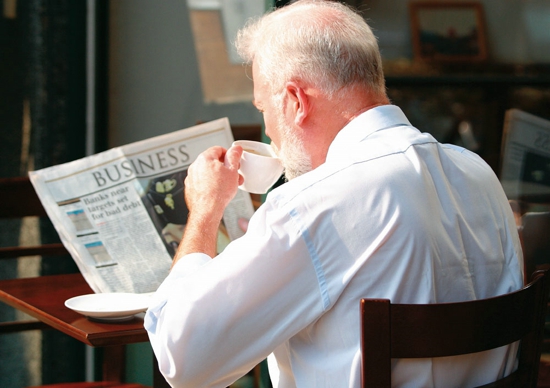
305,94,390,169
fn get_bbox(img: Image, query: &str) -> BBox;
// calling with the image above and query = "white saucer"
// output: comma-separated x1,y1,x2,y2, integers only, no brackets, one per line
65,292,153,321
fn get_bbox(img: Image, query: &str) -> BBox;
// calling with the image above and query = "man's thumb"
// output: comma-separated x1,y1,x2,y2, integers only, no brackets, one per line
224,145,243,170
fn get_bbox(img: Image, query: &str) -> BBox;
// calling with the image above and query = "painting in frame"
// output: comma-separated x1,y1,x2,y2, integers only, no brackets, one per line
409,1,488,62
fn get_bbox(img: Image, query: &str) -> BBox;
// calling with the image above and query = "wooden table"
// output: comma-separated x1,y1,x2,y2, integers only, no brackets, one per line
0,273,168,387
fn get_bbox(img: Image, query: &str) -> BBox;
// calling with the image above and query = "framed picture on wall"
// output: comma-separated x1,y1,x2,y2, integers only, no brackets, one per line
409,1,487,62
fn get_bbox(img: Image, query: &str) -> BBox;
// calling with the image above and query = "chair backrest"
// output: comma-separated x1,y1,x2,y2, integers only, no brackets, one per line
361,269,550,388
0,176,69,333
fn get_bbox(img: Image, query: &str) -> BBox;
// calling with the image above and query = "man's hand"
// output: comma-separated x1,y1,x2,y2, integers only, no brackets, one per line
238,218,249,232
184,145,243,220
173,145,243,264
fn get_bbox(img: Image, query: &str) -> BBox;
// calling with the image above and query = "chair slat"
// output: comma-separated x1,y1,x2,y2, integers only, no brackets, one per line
389,285,537,358
0,243,68,259
0,319,51,334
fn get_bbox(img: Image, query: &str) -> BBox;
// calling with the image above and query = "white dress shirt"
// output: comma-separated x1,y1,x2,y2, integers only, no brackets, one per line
145,105,523,388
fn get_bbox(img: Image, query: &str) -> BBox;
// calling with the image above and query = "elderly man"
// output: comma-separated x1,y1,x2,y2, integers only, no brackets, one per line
145,1,523,387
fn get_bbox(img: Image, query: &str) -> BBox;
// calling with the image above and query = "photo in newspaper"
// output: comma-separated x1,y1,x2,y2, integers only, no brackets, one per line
500,109,550,202
139,170,188,257
29,118,255,294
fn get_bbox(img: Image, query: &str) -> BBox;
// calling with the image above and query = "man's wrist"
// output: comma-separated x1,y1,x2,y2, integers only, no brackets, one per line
173,211,220,263
187,210,223,235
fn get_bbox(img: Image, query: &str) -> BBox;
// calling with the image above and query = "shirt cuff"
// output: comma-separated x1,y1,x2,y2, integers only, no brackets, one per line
171,252,212,275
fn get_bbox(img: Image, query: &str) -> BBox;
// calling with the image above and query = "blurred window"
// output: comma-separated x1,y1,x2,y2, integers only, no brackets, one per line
187,0,266,104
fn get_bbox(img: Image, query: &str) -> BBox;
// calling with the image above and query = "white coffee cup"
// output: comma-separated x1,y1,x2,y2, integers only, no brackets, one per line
232,140,284,194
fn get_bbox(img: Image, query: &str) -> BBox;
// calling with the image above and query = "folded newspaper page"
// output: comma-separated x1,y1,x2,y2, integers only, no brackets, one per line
29,118,255,294
500,109,550,202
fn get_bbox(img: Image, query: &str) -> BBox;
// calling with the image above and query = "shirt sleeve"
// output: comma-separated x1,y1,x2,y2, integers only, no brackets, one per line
144,198,325,387
144,252,210,345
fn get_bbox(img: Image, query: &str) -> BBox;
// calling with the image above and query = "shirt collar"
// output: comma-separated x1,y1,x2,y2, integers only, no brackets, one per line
326,105,412,162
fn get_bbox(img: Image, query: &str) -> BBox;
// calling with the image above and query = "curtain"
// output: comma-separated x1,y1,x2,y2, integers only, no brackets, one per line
0,0,87,385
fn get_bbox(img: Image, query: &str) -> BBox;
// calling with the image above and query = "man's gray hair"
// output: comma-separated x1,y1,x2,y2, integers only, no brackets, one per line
235,0,386,99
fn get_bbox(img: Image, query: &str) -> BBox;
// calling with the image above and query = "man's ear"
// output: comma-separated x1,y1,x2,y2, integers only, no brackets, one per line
285,81,310,126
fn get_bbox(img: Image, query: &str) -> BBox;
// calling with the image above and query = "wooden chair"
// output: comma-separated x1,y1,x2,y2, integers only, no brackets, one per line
360,269,550,388
518,211,550,386
521,211,550,283
0,176,69,333
0,176,147,388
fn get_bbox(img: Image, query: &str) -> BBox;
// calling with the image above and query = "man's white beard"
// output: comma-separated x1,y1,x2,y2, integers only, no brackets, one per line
275,113,312,181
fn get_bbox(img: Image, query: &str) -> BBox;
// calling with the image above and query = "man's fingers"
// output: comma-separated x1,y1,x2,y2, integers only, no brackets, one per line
224,145,243,170
238,217,249,232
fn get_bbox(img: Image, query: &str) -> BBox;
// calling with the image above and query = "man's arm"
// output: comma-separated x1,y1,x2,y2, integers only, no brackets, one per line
172,145,243,266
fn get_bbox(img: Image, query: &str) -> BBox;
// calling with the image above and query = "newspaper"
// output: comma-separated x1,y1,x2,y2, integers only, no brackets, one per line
29,118,255,294
500,109,550,201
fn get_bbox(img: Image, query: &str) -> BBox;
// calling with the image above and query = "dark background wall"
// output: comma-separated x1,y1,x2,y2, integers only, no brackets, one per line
0,1,88,386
